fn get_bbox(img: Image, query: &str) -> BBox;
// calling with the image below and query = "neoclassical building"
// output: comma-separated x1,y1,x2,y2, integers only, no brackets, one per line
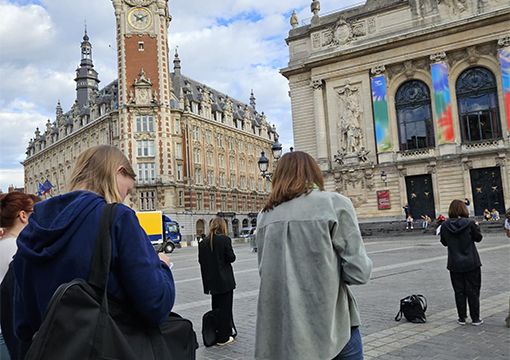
23,0,277,239
283,0,509,221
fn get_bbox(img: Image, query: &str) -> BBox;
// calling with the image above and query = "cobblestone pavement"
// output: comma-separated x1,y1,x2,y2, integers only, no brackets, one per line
168,234,510,360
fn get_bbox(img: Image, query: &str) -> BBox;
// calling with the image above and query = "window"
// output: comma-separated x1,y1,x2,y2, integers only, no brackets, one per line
140,191,155,211
230,174,236,188
240,175,246,189
137,140,154,157
197,193,202,210
219,154,225,168
240,159,245,171
249,177,254,190
229,157,235,170
219,172,225,187
232,196,237,211
207,170,214,185
209,194,215,211
251,197,256,211
249,161,254,173
247,143,253,154
238,139,244,152
193,148,201,163
192,126,200,141
242,197,247,211
176,143,182,159
138,42,144,51
221,195,226,211
217,134,224,147
194,168,202,184
206,151,213,166
205,130,212,144
113,120,118,137
215,111,222,122
395,80,435,151
456,67,501,143
228,137,234,150
179,191,184,206
191,102,198,114
175,119,179,134
136,115,153,132
258,181,263,192
138,163,155,184
177,164,183,181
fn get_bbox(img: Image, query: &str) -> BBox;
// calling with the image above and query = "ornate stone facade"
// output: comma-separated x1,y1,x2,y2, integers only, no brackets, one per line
283,0,510,220
23,0,276,239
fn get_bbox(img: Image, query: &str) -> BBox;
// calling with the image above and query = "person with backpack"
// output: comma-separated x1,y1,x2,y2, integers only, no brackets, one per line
254,151,372,360
198,217,236,346
12,145,175,358
440,199,483,326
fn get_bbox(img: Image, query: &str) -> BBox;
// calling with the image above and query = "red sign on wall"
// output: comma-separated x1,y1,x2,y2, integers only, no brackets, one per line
377,190,391,210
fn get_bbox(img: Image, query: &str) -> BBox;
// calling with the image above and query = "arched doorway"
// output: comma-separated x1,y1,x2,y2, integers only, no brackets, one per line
242,219,249,228
251,218,257,227
232,219,239,237
196,219,204,238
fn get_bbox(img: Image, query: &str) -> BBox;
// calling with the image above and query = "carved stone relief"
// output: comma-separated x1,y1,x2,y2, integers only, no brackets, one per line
498,36,510,48
320,18,370,48
430,51,446,63
370,65,386,76
367,18,376,34
337,80,364,153
387,59,429,80
310,79,324,90
437,0,468,16
133,69,153,106
124,0,155,7
333,167,374,208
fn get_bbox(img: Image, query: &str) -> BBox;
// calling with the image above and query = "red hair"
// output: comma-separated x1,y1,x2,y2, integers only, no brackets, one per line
0,192,42,229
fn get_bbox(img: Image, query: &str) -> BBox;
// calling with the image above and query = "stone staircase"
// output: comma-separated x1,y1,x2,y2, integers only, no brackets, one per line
359,217,506,238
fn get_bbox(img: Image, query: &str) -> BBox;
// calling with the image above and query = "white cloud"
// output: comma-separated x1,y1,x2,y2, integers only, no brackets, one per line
0,0,364,192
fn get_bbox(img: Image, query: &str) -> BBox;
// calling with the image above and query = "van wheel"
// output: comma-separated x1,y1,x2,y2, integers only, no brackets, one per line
164,242,175,253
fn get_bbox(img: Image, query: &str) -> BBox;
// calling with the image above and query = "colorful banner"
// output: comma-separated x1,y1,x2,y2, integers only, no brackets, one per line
431,62,454,143
500,47,510,133
371,76,391,152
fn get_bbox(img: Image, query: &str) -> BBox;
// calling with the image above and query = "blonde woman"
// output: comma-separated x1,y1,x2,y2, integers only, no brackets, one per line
198,217,236,345
255,151,372,360
13,146,175,357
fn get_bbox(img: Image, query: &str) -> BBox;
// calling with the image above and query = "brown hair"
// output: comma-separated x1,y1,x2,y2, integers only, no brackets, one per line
262,151,324,212
0,192,42,229
448,199,469,218
205,217,228,251
68,145,136,203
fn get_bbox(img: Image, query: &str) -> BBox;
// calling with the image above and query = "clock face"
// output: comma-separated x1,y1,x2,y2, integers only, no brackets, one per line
128,8,151,30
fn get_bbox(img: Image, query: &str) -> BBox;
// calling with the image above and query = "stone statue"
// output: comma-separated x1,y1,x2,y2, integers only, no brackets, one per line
338,83,363,153
290,11,299,29
311,0,320,17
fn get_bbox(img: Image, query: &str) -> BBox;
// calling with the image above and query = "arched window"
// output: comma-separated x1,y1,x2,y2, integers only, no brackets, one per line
456,67,501,143
395,80,435,151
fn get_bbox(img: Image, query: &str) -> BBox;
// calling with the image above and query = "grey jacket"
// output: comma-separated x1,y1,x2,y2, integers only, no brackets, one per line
255,190,372,360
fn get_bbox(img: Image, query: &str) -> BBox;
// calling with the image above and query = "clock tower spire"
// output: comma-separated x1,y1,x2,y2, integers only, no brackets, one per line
74,24,100,108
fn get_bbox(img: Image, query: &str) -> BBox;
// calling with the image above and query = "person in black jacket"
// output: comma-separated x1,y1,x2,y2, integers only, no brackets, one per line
440,199,483,326
198,217,236,345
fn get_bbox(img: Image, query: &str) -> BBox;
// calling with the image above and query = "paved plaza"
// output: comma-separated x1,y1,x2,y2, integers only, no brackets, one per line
168,234,510,360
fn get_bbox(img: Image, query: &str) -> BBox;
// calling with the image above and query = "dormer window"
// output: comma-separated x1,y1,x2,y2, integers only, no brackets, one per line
191,102,198,114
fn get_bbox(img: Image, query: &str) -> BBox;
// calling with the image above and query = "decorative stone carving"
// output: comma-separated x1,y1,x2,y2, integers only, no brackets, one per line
290,11,299,29
352,21,366,37
370,65,386,76
333,167,374,207
310,79,323,90
311,0,321,26
466,46,480,64
324,19,353,47
133,132,156,140
427,165,436,174
403,60,416,78
495,156,505,167
356,147,372,164
124,0,155,7
461,159,473,170
133,68,153,106
498,36,510,48
337,80,363,153
438,0,467,16
367,17,376,34
312,33,321,49
397,166,407,177
334,151,346,165
430,51,446,63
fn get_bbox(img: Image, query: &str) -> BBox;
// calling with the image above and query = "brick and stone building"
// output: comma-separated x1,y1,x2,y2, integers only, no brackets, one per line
281,0,510,221
23,0,277,239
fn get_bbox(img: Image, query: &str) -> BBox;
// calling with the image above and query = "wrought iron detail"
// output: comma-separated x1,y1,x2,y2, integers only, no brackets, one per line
395,80,431,108
456,67,497,97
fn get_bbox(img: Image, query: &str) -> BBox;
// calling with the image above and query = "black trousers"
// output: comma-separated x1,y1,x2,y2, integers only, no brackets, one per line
449,267,481,321
211,290,234,343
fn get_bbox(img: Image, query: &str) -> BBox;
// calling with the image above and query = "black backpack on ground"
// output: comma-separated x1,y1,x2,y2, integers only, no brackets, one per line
24,203,198,360
395,294,427,323
201,309,237,347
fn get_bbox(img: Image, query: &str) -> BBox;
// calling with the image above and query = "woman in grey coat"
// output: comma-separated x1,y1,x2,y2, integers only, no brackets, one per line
255,151,372,360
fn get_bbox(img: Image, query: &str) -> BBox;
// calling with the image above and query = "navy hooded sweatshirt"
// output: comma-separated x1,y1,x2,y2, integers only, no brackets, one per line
13,191,175,341
440,217,483,272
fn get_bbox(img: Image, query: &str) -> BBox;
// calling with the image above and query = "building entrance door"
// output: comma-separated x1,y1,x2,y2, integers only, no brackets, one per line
405,174,435,220
470,167,505,216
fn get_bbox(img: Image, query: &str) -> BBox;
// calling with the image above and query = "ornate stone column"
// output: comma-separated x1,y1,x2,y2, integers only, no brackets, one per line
311,79,329,171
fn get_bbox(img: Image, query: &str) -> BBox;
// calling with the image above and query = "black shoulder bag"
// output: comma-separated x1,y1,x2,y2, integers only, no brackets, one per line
395,294,427,323
25,203,198,360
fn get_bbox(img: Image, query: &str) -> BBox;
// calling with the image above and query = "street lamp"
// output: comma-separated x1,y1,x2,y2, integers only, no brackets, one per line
381,171,387,187
258,138,284,182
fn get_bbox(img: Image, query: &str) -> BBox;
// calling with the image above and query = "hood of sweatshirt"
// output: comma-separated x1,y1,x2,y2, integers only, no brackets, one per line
443,217,473,234
16,191,105,264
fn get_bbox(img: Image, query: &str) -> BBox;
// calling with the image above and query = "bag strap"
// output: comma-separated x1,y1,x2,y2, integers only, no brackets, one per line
416,294,427,312
89,203,118,289
395,310,403,321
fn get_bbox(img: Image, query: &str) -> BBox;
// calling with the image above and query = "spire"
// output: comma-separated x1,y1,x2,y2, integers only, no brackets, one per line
56,100,63,117
75,24,100,108
173,47,181,76
249,89,256,110
80,21,93,67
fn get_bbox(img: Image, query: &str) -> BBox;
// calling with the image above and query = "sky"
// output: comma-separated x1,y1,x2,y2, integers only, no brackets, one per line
0,0,363,193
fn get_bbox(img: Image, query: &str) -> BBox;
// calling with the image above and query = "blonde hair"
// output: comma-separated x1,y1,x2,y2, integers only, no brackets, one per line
68,145,136,203
205,217,228,251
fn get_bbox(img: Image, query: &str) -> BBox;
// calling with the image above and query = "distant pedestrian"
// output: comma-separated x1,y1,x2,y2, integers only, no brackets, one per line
491,208,500,221
421,215,431,228
406,215,414,230
440,199,483,326
198,217,236,346
403,203,410,220
254,151,372,360
464,198,470,214
483,209,491,221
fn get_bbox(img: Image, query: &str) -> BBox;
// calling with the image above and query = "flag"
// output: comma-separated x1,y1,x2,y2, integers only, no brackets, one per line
38,183,44,197
42,180,53,195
